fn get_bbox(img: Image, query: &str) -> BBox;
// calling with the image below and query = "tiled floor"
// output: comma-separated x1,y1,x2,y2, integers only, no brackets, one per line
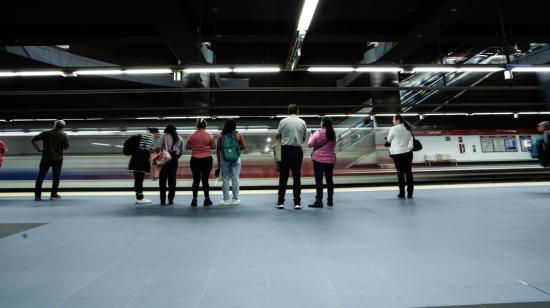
1,184,550,307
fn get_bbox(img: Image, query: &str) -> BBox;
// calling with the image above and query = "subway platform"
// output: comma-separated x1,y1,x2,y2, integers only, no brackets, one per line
1,183,550,307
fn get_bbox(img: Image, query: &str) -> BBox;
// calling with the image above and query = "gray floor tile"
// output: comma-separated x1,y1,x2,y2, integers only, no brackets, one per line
199,296,269,308
270,293,342,308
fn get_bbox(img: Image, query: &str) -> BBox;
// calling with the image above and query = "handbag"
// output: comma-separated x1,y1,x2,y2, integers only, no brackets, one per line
155,136,172,166
410,130,423,152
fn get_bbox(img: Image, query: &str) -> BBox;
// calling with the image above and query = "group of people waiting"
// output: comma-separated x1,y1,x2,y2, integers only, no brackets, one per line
9,106,550,205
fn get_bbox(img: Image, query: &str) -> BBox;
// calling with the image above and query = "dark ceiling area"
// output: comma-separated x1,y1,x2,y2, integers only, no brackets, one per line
1,0,550,121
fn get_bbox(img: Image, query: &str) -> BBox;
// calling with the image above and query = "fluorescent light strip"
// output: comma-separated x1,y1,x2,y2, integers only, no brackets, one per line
456,67,504,72
307,67,355,72
412,67,458,73
471,112,514,115
124,68,172,74
233,67,280,73
297,0,320,31
215,116,241,119
16,71,64,77
355,67,403,73
74,69,124,75
184,68,232,74
424,113,469,116
276,114,319,118
0,72,17,77
511,67,550,72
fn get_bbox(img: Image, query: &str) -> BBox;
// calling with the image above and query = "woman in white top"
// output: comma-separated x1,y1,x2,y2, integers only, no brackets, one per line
386,114,414,198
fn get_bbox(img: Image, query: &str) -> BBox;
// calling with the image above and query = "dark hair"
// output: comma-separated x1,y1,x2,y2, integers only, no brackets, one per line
54,120,66,129
222,119,237,135
288,104,299,115
322,117,335,141
196,118,207,129
148,127,159,134
164,124,178,142
394,114,412,131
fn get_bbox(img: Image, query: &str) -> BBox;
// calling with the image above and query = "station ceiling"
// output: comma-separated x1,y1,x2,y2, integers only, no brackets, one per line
1,0,550,120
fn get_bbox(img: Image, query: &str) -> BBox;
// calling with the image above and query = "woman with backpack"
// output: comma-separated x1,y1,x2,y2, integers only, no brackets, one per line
386,114,415,198
186,119,215,207
216,119,247,206
307,117,336,208
156,125,184,205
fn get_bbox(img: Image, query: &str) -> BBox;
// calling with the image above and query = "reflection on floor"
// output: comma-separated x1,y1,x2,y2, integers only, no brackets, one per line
1,183,550,308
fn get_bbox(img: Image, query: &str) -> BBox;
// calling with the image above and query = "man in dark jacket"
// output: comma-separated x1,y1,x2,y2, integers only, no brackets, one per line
31,120,70,201
129,128,156,204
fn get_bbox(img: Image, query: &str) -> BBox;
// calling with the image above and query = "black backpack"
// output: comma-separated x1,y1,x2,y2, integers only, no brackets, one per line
123,134,141,156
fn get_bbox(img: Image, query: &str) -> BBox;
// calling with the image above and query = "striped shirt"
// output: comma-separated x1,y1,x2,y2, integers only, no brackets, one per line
139,132,155,151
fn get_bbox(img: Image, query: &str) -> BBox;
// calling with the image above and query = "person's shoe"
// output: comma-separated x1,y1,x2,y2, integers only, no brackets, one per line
397,194,405,199
275,203,284,209
327,199,334,207
308,201,323,208
34,197,41,201
407,194,413,199
50,194,62,200
219,199,232,206
191,199,197,207
294,204,302,210
136,199,152,205
168,200,174,205
160,201,166,206
204,199,213,207
231,198,240,205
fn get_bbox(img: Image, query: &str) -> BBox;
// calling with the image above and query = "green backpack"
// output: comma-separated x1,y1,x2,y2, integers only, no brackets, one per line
221,133,241,162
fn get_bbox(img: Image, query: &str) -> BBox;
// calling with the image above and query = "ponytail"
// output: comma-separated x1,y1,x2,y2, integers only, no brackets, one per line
322,117,335,141
394,114,411,131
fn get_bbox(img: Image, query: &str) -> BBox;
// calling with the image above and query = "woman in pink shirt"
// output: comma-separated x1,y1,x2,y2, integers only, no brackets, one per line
307,117,336,208
0,140,7,168
186,118,216,207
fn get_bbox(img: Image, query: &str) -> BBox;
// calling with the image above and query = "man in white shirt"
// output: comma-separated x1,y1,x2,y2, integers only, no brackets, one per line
276,104,307,209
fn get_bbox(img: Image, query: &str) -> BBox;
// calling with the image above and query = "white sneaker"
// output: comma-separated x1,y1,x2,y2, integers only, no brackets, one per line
275,203,284,209
219,199,232,206
232,199,240,205
135,199,152,204
294,204,302,210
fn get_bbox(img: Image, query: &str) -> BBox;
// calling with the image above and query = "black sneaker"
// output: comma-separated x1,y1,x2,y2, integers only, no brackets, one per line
168,200,174,205
308,201,323,208
191,199,197,207
50,194,62,200
397,194,405,199
34,197,42,201
327,199,334,207
204,199,213,207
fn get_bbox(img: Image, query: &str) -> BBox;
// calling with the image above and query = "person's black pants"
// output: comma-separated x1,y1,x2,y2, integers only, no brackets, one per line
392,151,414,196
35,159,63,198
278,145,303,205
159,157,179,203
133,171,145,200
313,161,334,202
190,156,212,200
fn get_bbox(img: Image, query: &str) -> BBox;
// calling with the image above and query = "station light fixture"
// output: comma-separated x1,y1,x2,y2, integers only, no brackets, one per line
233,66,281,73
411,66,458,73
183,67,232,74
510,66,550,72
307,67,355,72
296,0,320,32
456,67,504,72
74,69,124,75
124,68,172,75
0,71,65,77
355,67,403,73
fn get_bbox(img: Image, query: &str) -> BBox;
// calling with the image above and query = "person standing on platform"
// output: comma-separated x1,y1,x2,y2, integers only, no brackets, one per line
386,114,414,199
128,127,156,204
31,120,70,201
276,104,307,210
307,117,336,208
157,125,184,205
186,118,215,207
0,140,7,168
216,119,247,206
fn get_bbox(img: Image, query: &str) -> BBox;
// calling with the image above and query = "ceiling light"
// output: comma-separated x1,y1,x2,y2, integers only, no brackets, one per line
0,72,18,77
74,69,124,75
233,67,281,73
456,67,504,72
510,66,550,72
471,112,514,115
307,67,355,72
297,0,320,31
356,67,403,73
124,68,172,74
411,67,458,73
183,67,232,74
504,70,514,79
16,71,64,76
424,113,469,116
